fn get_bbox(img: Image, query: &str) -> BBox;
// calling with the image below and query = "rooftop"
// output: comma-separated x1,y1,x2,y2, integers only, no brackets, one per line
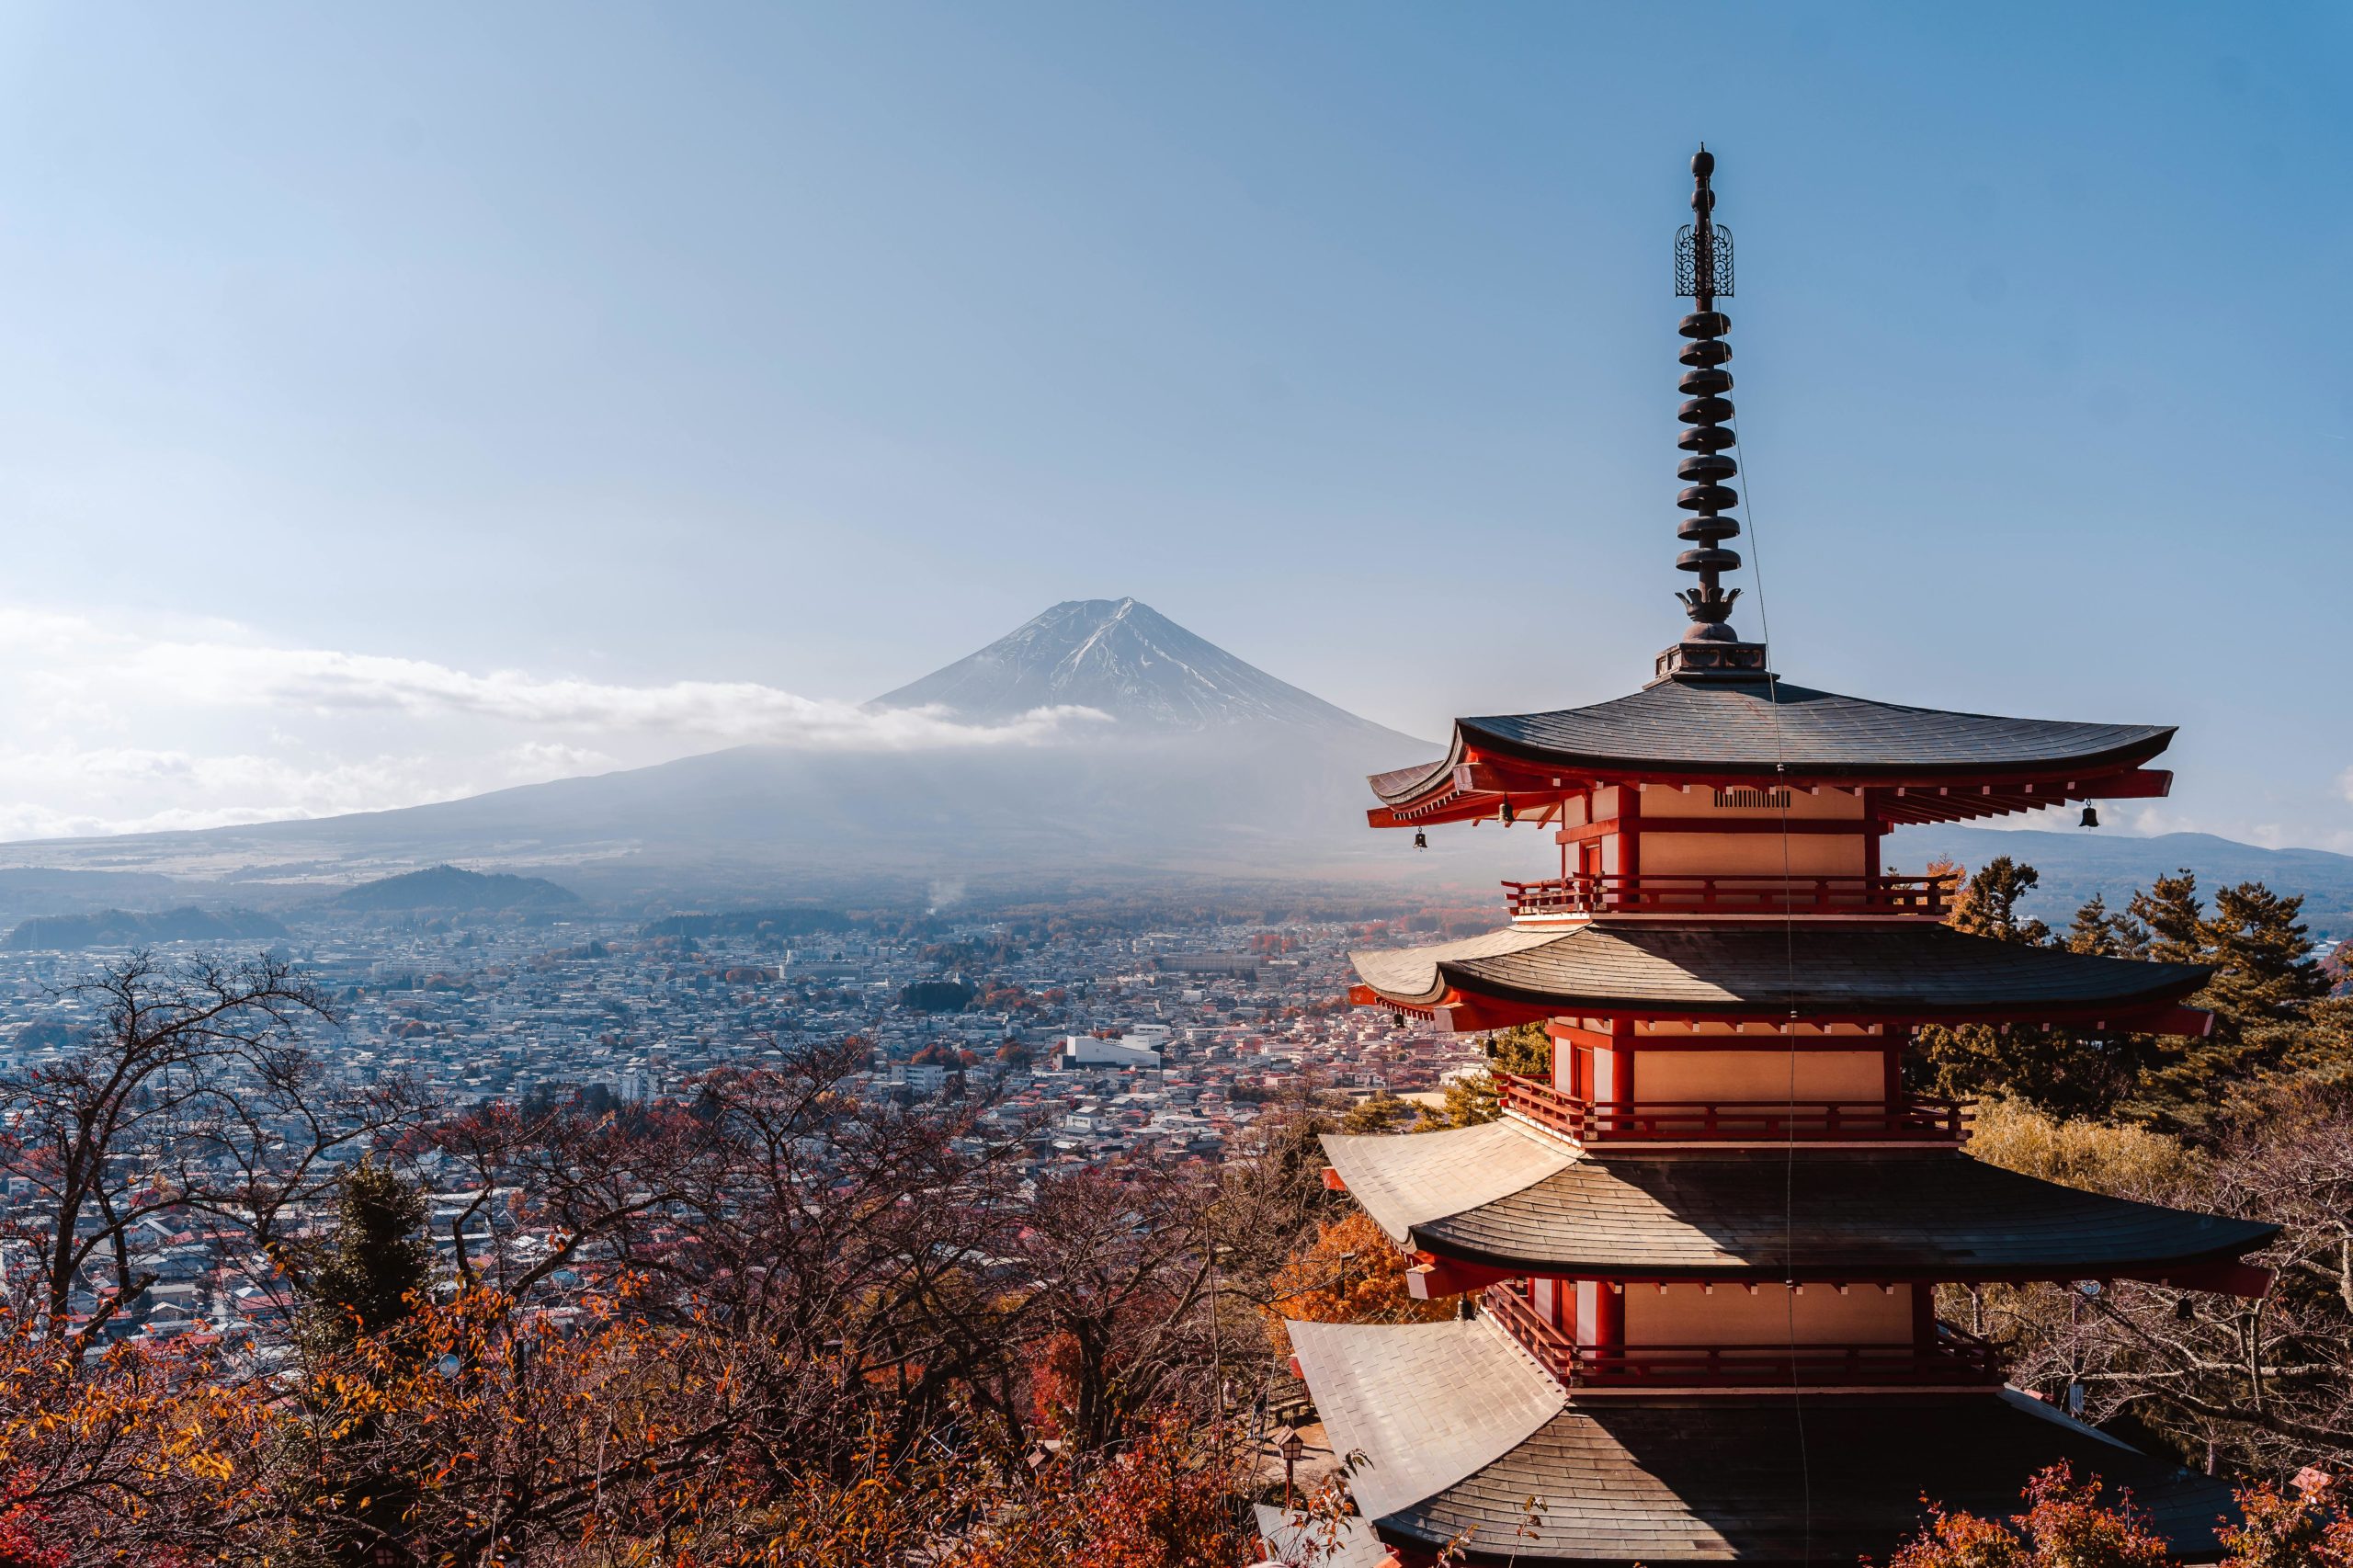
1322,1119,2278,1282
1347,921,2211,1027
1289,1317,2240,1563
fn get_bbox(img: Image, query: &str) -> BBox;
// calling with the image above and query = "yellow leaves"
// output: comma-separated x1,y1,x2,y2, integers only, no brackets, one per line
1263,1209,1452,1353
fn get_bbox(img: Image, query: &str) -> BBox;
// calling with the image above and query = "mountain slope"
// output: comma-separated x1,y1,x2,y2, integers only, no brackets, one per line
0,599,1473,897
324,865,583,913
871,597,1395,734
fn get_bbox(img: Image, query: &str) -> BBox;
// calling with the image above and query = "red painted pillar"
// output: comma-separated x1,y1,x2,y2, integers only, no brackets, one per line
1620,783,1643,888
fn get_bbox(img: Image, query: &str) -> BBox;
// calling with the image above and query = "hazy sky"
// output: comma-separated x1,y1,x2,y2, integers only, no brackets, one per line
0,4,2347,846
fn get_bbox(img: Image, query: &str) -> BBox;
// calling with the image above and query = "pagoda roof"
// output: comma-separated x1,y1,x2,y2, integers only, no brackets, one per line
1249,1506,1390,1568
1290,1318,2236,1563
1349,922,2211,1026
1370,676,2177,825
1323,1120,2278,1281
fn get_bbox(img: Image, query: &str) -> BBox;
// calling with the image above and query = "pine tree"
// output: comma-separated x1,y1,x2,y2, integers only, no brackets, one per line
2200,881,2328,1029
2129,870,2204,966
299,1160,433,1565
1914,860,2136,1114
302,1158,431,1352
2129,878,2338,1124
1441,1022,1552,1127
2065,892,2148,960
1949,857,2052,947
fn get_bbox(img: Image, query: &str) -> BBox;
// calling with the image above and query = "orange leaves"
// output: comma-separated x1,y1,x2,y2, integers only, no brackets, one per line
1888,1463,2227,1568
1261,1209,1449,1354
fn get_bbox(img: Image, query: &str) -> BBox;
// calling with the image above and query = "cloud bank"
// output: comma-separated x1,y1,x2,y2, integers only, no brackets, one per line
0,607,1107,839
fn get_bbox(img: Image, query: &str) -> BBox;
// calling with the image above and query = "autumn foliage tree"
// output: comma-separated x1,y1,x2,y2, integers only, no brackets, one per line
1886,1464,2353,1568
1263,1208,1449,1354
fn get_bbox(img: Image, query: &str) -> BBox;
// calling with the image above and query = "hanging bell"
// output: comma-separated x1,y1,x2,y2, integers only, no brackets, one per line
2079,805,2100,828
1500,800,1516,826
2174,1293,2196,1324
1413,829,1428,851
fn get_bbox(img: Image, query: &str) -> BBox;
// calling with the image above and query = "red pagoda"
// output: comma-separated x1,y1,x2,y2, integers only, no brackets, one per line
1289,151,2277,1564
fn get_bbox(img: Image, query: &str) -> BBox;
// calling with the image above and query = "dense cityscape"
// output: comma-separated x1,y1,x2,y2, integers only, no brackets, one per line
0,886,1483,1358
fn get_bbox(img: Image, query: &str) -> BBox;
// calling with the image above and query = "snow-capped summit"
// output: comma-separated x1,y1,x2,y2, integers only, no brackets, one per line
870,597,1392,734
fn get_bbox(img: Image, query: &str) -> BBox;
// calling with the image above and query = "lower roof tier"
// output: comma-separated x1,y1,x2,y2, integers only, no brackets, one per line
1323,1120,2277,1282
1290,1317,2236,1564
1348,920,2212,1030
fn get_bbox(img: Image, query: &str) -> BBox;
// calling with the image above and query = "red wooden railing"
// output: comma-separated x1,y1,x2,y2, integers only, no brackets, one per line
1503,871,1955,919
1482,1279,2003,1389
1495,1073,1971,1145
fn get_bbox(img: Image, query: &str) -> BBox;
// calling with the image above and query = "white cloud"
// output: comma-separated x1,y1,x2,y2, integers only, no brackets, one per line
0,606,1109,840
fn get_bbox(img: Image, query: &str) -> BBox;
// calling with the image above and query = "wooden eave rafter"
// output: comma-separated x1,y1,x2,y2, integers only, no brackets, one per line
1369,748,2175,830
1398,1249,2272,1298
1345,983,2215,1040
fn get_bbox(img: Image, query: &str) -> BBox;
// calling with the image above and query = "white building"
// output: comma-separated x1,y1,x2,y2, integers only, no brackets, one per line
1060,1034,1162,1070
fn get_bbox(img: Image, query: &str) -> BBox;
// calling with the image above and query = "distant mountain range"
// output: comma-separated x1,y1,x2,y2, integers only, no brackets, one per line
0,599,2345,930
3,906,290,952
323,865,584,914
1892,827,2353,940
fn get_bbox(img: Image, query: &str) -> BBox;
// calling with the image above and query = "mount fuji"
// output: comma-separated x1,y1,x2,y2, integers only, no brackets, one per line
872,597,1391,734
0,599,1495,900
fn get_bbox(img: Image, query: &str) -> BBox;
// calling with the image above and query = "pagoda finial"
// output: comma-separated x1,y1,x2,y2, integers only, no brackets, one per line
1654,145,1768,684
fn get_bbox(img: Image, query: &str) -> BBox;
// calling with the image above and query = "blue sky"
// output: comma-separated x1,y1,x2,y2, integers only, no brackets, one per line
0,4,2345,846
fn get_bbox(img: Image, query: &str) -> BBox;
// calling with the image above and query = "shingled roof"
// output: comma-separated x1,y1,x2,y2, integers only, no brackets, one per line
1372,678,2175,804
1290,1318,2235,1563
1323,1122,2278,1279
1349,922,2211,1019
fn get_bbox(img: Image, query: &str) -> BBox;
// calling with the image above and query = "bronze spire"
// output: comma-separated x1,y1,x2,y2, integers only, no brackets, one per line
1654,146,1769,683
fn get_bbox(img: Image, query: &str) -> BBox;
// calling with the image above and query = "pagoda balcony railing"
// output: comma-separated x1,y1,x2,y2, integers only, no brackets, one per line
1495,1072,1972,1145
1482,1279,2004,1390
1503,871,1955,920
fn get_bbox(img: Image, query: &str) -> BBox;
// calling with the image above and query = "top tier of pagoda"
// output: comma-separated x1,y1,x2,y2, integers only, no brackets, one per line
1375,142,2171,824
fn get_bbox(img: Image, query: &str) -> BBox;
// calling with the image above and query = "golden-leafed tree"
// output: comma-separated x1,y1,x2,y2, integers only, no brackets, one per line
1262,1208,1449,1354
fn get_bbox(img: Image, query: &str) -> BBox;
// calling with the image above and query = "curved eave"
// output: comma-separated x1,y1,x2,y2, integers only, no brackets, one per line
1412,1189,2280,1285
1347,925,2216,1031
1455,712,2177,788
1370,1390,2239,1564
1323,1126,2279,1286
1365,679,2180,827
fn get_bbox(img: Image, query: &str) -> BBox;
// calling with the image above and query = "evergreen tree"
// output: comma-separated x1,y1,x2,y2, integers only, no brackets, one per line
1338,1091,1418,1135
1949,857,2052,947
299,1160,433,1565
2064,892,2148,960
2200,881,2328,1029
2128,869,2204,966
302,1158,431,1352
2130,878,2340,1124
1441,1022,1552,1127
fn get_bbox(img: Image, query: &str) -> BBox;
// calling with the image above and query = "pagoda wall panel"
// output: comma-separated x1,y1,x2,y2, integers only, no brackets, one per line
1638,786,1864,822
1638,830,1867,876
1631,1048,1882,1102
1623,1282,1913,1347
1636,1021,1883,1039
